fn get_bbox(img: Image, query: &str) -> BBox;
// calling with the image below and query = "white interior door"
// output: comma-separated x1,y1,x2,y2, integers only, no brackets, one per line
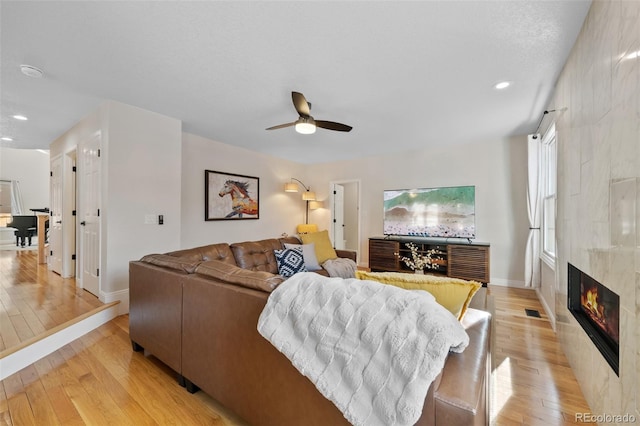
79,134,101,297
332,184,345,249
49,155,63,274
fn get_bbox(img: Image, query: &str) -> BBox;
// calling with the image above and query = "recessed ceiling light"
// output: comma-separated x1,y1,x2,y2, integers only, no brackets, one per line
20,64,44,78
494,81,512,90
12,115,28,121
1,137,13,141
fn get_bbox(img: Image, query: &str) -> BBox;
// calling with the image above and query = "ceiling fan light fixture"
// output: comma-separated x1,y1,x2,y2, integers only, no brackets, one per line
295,118,316,134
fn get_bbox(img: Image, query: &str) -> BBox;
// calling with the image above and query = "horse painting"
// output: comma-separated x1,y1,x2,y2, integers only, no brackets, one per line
218,180,258,218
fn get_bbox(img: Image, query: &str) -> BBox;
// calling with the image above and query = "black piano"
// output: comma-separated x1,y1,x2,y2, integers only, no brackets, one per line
6,209,50,247
6,216,37,247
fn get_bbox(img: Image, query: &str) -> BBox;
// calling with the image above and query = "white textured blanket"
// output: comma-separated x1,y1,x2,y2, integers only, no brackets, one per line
257,272,469,426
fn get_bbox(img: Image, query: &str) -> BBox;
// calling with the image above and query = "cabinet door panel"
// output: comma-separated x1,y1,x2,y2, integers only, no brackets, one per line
369,240,399,271
447,245,490,283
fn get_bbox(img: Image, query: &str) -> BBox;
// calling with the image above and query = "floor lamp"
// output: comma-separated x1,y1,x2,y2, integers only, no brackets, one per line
284,178,316,224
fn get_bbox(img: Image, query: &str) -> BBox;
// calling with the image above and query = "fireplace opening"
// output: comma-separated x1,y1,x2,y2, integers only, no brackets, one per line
568,263,619,375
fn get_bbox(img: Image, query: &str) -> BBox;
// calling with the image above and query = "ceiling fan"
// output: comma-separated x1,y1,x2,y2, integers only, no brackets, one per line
266,91,352,134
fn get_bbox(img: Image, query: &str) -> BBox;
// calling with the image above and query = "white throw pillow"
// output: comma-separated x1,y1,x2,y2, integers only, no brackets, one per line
284,242,321,271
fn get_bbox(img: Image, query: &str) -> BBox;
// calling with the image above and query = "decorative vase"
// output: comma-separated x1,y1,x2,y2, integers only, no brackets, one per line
414,269,424,275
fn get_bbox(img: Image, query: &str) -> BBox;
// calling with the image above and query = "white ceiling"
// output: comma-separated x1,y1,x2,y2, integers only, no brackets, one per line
1,1,591,164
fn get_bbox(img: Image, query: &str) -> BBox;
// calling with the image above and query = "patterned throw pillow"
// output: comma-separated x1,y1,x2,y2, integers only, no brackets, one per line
284,242,321,271
274,247,307,277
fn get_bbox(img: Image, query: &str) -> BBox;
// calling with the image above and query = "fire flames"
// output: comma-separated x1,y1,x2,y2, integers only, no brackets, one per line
581,288,607,327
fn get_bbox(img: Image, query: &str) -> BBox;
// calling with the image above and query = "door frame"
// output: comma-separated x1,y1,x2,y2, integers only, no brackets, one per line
62,149,77,278
49,154,64,275
329,179,361,263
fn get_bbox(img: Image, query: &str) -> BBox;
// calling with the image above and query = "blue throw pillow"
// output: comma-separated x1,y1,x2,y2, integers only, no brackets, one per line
274,247,307,277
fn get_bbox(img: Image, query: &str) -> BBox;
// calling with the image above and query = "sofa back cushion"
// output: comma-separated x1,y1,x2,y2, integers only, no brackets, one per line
167,243,236,265
279,236,302,246
195,260,285,293
231,239,284,274
139,254,201,274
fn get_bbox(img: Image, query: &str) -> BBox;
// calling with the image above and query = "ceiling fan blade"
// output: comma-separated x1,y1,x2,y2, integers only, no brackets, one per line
266,121,296,130
292,92,311,117
315,120,353,132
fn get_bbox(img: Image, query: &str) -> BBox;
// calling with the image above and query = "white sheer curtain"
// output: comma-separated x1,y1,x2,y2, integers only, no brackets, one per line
525,135,541,288
10,180,24,215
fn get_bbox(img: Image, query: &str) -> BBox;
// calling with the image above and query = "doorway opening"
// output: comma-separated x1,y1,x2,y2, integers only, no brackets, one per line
330,180,360,261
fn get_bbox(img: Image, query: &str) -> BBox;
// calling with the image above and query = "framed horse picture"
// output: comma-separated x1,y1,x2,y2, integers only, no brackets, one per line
205,170,259,221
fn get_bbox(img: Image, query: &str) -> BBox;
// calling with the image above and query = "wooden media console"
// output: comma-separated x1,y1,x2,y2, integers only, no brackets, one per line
368,237,490,283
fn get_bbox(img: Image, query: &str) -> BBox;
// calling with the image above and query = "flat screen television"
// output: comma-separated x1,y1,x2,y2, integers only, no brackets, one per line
383,185,475,238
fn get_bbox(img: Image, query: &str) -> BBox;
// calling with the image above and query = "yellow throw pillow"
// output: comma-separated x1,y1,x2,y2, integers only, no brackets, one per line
296,224,319,234
299,230,338,265
355,271,481,321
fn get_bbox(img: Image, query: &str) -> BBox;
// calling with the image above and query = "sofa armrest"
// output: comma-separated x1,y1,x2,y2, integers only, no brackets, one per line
431,308,491,426
335,249,356,262
129,261,184,374
195,260,285,293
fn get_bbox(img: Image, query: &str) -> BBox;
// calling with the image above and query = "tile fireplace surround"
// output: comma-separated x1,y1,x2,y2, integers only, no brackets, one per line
548,0,639,420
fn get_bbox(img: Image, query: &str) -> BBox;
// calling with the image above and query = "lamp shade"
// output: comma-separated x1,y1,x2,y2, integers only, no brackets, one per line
284,182,299,192
302,191,316,201
308,200,323,210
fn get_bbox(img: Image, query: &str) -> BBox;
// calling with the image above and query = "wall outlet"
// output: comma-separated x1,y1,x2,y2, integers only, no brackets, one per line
144,214,157,225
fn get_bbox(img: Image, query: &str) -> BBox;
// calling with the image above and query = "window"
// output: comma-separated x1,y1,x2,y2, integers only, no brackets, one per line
541,124,557,265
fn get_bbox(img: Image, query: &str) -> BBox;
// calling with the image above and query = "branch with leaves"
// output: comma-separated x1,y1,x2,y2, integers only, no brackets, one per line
395,242,441,271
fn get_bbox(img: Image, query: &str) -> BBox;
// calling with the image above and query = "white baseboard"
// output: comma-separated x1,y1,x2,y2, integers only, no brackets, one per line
0,303,119,380
101,288,129,315
489,278,527,288
535,288,557,331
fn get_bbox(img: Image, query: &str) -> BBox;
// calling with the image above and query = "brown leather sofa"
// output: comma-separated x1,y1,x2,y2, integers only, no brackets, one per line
129,236,491,426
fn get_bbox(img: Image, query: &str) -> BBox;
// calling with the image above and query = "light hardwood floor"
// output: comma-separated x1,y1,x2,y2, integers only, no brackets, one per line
489,286,591,425
0,250,103,353
0,250,591,425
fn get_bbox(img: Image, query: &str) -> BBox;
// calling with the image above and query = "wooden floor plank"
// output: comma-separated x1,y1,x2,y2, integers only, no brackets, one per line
45,384,84,426
24,379,60,426
6,393,35,426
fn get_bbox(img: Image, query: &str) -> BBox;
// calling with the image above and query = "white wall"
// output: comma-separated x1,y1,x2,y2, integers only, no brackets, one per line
50,101,182,310
104,102,182,296
309,136,529,285
180,132,306,247
0,147,50,209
